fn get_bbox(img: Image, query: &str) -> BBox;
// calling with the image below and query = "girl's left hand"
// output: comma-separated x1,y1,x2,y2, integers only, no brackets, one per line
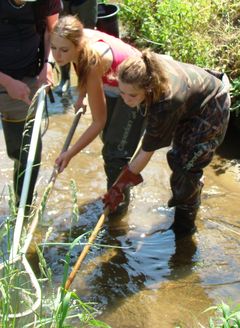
55,151,71,173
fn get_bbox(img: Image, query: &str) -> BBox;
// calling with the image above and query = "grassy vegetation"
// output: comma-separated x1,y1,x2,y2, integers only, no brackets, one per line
118,0,240,118
0,182,110,327
201,302,240,328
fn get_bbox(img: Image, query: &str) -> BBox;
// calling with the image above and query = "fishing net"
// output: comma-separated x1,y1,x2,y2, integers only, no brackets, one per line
0,85,48,319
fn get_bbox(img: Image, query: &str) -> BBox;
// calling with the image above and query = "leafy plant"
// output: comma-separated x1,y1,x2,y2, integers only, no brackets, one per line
201,301,240,328
230,78,240,114
119,0,215,66
118,0,240,112
229,77,240,129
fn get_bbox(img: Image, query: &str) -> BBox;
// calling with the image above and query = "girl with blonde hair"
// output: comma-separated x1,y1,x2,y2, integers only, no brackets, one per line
51,15,146,217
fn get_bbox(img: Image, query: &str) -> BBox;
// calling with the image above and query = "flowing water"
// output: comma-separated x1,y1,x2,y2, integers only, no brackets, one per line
1,85,240,328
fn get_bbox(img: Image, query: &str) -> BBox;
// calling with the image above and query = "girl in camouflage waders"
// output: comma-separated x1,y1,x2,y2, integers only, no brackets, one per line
103,49,231,237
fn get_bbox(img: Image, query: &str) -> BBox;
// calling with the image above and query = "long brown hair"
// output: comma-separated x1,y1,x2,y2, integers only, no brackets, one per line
117,49,170,107
52,15,100,90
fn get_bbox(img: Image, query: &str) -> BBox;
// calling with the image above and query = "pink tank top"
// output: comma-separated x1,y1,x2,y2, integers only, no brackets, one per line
88,29,141,87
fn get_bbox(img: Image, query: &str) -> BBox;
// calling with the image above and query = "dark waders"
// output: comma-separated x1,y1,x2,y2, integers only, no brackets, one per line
102,95,146,218
2,118,42,210
0,77,42,213
167,78,230,237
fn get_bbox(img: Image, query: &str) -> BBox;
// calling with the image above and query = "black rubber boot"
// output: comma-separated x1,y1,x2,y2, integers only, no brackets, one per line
54,63,71,97
167,169,203,238
170,206,198,239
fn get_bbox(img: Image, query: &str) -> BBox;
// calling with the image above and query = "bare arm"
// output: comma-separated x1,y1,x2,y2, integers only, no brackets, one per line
45,14,58,56
129,149,155,174
69,66,106,154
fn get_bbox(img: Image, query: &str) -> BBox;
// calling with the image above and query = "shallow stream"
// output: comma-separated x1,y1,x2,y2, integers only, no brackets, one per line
0,86,240,328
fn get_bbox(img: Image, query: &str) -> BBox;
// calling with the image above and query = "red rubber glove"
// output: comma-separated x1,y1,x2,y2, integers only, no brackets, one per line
103,165,143,212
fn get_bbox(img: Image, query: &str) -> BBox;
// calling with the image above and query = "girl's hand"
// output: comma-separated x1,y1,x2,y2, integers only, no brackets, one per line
55,150,72,173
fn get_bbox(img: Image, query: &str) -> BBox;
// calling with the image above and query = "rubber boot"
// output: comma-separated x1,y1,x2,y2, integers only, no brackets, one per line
2,118,42,213
54,63,71,97
69,0,97,29
168,173,203,238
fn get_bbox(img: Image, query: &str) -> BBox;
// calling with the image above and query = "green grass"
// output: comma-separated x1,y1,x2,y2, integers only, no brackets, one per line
201,301,240,328
117,0,240,114
0,182,111,327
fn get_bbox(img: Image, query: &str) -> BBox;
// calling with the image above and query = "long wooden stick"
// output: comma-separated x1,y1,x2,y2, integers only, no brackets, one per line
65,206,110,290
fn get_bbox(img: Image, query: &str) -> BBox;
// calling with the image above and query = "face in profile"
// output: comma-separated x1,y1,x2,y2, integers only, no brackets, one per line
51,34,78,66
118,81,145,108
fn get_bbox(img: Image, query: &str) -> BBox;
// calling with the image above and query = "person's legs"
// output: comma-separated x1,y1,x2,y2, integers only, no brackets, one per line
1,118,42,209
167,90,230,238
102,95,146,218
166,151,204,237
54,63,71,97
103,157,131,218
0,78,42,212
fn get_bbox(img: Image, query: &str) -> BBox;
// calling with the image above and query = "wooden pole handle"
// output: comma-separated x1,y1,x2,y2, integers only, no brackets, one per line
65,206,109,290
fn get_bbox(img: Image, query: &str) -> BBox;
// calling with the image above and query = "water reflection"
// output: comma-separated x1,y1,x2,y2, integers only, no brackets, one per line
168,235,198,278
42,198,200,322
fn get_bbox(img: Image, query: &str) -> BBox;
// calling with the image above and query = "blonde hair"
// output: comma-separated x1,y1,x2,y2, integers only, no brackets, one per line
118,49,169,106
52,15,100,90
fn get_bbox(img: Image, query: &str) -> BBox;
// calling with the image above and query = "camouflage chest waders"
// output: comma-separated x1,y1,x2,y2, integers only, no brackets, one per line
167,75,230,236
